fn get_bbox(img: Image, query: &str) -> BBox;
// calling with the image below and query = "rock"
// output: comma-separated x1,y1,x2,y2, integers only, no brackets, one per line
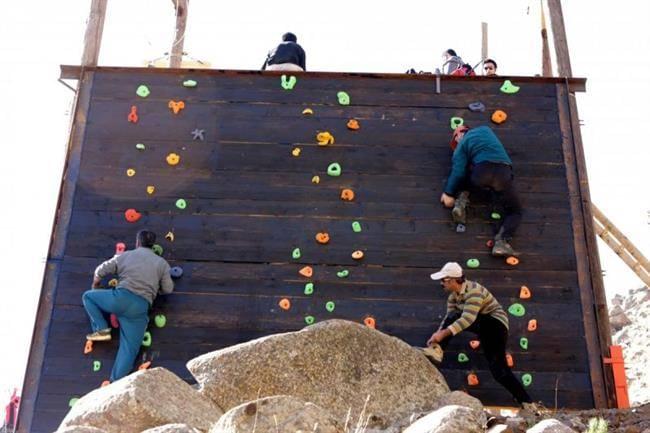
526,419,576,433
140,424,201,433
188,320,449,429
609,305,631,331
402,405,484,433
431,391,486,426
59,368,223,433
487,425,514,433
210,395,343,433
56,427,108,433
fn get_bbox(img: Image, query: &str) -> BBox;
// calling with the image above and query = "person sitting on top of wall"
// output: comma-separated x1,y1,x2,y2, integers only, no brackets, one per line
483,58,498,76
441,48,464,74
262,32,306,71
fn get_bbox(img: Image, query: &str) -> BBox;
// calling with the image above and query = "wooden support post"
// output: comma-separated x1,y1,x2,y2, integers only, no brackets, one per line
481,22,488,62
170,0,189,68
541,0,553,76
81,0,107,66
547,0,573,77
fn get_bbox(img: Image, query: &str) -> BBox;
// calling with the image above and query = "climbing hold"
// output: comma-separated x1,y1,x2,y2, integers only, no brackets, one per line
337,270,349,278
115,242,126,255
191,129,205,141
327,163,342,177
340,188,355,201
292,147,301,157
527,319,538,332
136,85,150,98
337,91,350,105
450,116,464,130
93,360,102,372
108,278,118,288
126,168,136,177
466,258,480,268
520,337,529,350
467,373,479,386
521,373,533,387
457,353,469,363
469,340,481,350
101,380,110,387
491,110,508,124
506,353,514,368
175,198,187,209
168,100,185,114
364,316,376,329
352,221,362,232
69,397,79,408
165,231,175,242
302,108,313,115
519,286,532,299
146,185,155,195
315,232,330,244
182,79,197,88
508,303,526,317
138,361,151,371
305,315,315,325
292,248,301,259
152,244,163,256
127,106,138,123
135,143,146,150
170,266,183,278
456,223,466,233
154,314,167,328
468,102,486,112
110,314,119,328
506,256,520,266
351,250,364,260
166,152,180,166
124,208,142,223
500,80,520,94
83,340,93,355
279,298,291,310
299,266,313,278
316,131,335,145
304,282,314,295
311,175,320,184
486,239,494,248
491,212,502,220
347,119,360,130
280,75,297,90
142,331,152,347
325,301,336,312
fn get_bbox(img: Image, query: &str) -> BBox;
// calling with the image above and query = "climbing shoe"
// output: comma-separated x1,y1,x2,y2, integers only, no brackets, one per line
452,191,470,224
421,343,444,364
491,239,519,257
86,328,112,342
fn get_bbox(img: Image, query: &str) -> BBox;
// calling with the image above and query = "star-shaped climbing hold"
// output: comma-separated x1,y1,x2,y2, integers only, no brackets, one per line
191,129,205,141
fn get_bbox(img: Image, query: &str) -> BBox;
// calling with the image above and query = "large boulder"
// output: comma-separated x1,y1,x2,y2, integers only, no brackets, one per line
59,368,223,433
431,391,486,426
402,405,484,433
140,424,202,433
210,395,344,433
526,419,576,433
187,319,449,429
56,427,108,433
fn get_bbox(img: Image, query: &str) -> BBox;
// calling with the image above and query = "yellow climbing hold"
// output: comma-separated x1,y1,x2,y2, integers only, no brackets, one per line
292,147,301,157
126,168,136,177
302,108,314,115
165,231,175,242
146,185,155,195
316,132,335,146
311,175,320,184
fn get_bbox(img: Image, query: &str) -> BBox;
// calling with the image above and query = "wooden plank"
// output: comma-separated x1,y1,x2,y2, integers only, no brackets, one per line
80,0,107,67
547,0,573,77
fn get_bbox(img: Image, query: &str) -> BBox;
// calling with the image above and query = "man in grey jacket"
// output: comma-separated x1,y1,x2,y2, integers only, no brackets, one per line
82,230,174,382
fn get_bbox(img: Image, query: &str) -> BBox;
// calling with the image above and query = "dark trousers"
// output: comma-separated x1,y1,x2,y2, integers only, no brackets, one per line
440,312,532,404
462,162,522,239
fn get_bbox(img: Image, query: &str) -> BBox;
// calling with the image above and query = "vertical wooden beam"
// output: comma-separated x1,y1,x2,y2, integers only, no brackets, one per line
547,0,573,77
481,22,488,61
81,0,107,66
541,0,553,76
170,0,189,68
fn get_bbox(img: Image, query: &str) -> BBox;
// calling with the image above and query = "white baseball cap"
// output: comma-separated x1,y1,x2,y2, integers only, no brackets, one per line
430,262,463,280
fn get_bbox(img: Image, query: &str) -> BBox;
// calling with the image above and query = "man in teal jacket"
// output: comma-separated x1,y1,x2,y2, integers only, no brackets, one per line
440,125,521,256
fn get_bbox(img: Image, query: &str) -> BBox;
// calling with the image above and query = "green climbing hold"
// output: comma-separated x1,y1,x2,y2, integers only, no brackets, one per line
450,117,464,130
521,373,533,387
142,331,152,347
92,360,101,372
154,314,167,328
69,397,79,408
280,75,297,90
176,198,187,209
491,212,502,220
182,79,198,88
500,80,520,94
292,248,301,260
520,337,529,350
304,282,314,295
305,315,315,325
136,85,150,98
508,303,526,317
325,301,336,312
466,258,480,268
327,163,342,177
152,244,163,256
135,143,146,150
457,353,469,363
352,221,362,233
337,269,349,278
337,91,350,105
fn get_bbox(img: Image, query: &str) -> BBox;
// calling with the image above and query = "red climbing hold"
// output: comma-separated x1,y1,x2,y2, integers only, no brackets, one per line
124,208,142,223
138,361,151,371
469,340,480,350
506,353,514,368
83,340,93,355
364,316,376,329
110,314,120,329
127,106,138,123
467,373,479,386
115,242,126,255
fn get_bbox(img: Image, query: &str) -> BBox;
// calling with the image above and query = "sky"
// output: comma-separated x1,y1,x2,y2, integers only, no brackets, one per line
0,0,648,403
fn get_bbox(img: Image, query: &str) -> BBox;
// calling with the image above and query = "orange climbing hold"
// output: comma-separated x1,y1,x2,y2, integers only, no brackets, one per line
101,380,110,387
469,340,480,349
127,106,138,123
299,266,313,278
279,298,291,310
519,285,532,299
506,353,514,368
166,153,180,166
351,250,364,260
340,189,355,201
138,361,151,371
506,256,520,266
528,319,538,332
467,373,479,386
364,316,376,329
84,340,93,355
491,110,508,124
315,232,330,244
168,100,185,114
347,119,360,130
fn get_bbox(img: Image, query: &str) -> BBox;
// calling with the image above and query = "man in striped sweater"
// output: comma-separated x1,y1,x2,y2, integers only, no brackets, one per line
427,262,533,406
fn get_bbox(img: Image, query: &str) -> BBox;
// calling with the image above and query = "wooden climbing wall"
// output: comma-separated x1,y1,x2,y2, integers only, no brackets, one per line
20,67,612,433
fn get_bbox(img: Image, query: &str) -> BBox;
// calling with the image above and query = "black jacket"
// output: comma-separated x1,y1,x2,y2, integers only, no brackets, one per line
262,41,306,70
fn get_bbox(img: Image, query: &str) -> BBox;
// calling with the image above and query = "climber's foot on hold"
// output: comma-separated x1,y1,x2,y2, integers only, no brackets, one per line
86,328,111,342
491,239,518,257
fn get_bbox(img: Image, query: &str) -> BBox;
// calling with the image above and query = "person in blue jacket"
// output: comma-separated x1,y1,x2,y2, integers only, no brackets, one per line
440,125,522,256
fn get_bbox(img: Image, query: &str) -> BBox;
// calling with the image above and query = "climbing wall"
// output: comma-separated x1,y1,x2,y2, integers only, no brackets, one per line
20,67,611,433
